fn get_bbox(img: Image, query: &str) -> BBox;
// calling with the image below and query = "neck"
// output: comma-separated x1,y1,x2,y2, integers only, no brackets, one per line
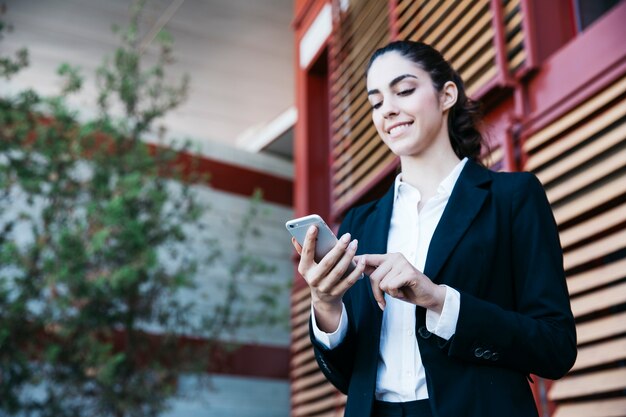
399,141,461,201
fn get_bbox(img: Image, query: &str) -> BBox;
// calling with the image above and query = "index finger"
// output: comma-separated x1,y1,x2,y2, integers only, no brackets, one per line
299,225,318,270
364,255,386,311
361,254,387,267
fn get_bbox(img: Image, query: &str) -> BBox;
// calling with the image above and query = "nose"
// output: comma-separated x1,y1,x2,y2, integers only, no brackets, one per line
380,98,398,118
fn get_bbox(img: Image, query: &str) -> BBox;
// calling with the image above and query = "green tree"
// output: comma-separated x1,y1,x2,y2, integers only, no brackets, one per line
0,2,285,416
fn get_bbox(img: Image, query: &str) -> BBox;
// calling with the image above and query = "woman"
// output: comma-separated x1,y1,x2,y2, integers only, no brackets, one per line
292,41,576,417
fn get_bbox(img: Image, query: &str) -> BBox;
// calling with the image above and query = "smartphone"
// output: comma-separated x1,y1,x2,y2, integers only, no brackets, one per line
285,214,358,277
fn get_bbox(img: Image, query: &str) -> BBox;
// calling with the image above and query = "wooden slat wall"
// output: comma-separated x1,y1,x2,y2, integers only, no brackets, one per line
290,285,346,417
503,0,526,73
397,0,497,96
522,75,626,417
330,0,511,213
482,143,505,171
330,0,392,212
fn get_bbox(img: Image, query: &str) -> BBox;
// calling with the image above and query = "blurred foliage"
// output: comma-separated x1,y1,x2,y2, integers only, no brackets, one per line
0,2,286,416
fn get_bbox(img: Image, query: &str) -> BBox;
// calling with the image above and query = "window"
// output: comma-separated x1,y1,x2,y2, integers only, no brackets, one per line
573,0,621,31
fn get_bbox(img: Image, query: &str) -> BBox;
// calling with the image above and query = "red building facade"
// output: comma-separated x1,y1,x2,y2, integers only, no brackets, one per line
290,1,626,416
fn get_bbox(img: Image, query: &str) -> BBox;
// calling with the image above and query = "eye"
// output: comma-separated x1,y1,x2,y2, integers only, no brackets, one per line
397,88,415,96
372,102,382,110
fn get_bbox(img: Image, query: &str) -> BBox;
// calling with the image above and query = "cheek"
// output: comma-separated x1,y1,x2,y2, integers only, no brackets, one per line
372,112,384,134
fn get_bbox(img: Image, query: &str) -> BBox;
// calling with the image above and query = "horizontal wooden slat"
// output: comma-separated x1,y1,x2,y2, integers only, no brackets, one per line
462,45,496,83
570,281,626,318
506,30,524,53
549,368,626,401
333,134,382,184
452,23,494,74
552,171,626,225
333,24,387,100
395,0,415,19
505,8,522,33
332,0,384,69
577,311,626,345
291,345,314,367
293,294,312,316
292,318,311,339
292,382,337,405
571,337,626,371
292,285,311,304
330,2,388,100
292,370,328,393
567,257,626,296
397,0,440,37
292,394,346,417
504,0,520,17
329,0,390,215
400,0,452,40
291,306,311,328
554,398,626,417
467,65,497,96
442,1,491,60
528,99,626,172
535,117,626,185
299,410,344,417
291,358,319,378
508,49,526,71
546,148,626,204
422,1,476,46
334,153,397,210
482,145,503,167
292,332,313,353
331,93,370,142
438,0,490,58
333,141,391,197
524,76,626,153
560,201,626,249
332,119,378,171
563,228,626,271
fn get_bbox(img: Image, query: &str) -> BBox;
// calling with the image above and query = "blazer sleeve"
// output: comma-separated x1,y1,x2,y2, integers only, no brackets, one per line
308,208,358,394
447,173,577,379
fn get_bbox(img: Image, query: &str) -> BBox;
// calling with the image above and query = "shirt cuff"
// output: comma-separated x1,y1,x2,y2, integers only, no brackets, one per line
311,302,349,349
426,285,460,341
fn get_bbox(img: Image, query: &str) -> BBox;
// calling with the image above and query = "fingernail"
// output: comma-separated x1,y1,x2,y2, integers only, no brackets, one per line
377,302,385,311
340,233,351,243
348,239,358,250
360,255,366,264
308,226,316,235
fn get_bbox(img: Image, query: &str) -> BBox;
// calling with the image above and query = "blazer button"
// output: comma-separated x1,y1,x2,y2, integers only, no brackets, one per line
482,350,492,360
474,347,484,358
418,326,432,339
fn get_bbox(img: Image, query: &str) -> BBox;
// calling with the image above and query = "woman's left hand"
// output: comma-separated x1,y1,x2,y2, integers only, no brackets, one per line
356,253,446,312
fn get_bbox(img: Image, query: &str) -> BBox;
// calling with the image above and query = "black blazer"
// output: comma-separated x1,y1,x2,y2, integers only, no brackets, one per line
310,160,577,417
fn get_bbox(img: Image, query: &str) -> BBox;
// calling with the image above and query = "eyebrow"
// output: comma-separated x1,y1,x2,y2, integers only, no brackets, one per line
367,74,418,96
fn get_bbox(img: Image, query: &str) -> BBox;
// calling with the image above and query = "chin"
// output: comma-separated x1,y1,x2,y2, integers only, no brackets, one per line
384,139,422,157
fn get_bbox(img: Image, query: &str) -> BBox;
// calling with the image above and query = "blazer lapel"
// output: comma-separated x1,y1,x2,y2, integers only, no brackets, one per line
359,184,395,313
424,160,492,282
359,184,395,255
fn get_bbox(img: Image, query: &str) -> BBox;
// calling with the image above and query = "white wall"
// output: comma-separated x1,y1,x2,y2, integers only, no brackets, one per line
1,0,294,148
165,374,289,417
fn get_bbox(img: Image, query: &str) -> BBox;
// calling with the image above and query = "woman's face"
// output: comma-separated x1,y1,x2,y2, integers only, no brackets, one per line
366,52,450,158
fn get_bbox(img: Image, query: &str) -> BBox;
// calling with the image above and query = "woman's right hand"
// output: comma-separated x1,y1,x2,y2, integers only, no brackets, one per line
292,225,365,332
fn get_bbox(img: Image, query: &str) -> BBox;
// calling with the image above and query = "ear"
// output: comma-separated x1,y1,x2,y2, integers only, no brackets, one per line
440,81,458,112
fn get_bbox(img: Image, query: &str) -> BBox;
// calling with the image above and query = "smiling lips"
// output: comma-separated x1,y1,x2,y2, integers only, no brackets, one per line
386,121,413,138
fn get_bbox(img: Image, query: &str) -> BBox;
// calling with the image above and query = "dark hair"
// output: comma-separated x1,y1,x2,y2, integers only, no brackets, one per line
367,40,485,162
